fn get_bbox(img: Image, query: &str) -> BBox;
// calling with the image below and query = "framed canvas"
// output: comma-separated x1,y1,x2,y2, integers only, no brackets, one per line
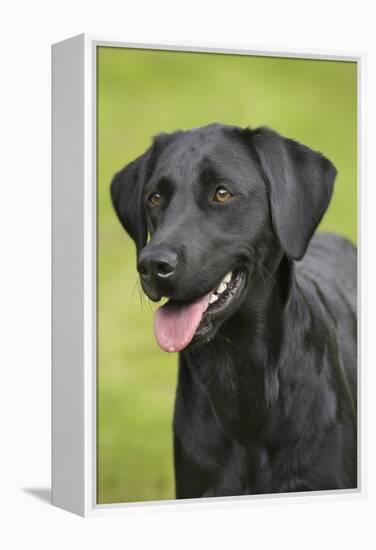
52,34,366,517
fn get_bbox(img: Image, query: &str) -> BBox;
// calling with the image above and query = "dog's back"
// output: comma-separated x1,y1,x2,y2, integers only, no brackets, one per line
297,232,357,404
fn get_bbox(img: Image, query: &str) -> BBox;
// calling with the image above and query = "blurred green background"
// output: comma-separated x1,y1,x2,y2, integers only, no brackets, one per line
97,47,357,504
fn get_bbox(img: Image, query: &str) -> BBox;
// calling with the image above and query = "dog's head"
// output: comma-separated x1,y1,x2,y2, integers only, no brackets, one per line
111,124,336,352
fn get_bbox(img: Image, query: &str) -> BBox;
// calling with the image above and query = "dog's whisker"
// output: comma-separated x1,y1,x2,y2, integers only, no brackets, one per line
131,280,140,299
259,268,267,290
248,247,278,289
260,265,277,287
135,281,148,311
135,281,155,314
145,297,154,314
217,332,241,351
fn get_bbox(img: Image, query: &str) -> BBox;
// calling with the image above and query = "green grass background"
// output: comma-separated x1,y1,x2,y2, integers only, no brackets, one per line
97,47,357,504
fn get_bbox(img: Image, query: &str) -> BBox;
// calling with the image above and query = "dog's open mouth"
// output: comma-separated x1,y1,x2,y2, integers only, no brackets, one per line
153,267,248,352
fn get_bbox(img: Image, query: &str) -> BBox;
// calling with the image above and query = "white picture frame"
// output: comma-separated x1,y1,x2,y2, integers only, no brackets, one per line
52,33,366,517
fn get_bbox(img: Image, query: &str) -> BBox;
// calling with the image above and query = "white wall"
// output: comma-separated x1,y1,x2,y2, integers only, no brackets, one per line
1,0,375,548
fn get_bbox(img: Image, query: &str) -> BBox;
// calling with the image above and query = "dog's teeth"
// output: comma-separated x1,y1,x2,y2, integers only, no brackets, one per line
217,282,227,294
223,272,232,284
209,293,219,304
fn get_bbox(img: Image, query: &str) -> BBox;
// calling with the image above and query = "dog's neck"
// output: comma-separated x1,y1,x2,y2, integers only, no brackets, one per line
184,254,326,443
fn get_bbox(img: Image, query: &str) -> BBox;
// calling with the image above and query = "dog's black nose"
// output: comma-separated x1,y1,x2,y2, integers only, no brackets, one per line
137,248,178,279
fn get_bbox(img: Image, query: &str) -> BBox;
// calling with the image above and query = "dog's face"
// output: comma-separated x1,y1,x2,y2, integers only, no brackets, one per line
111,124,336,352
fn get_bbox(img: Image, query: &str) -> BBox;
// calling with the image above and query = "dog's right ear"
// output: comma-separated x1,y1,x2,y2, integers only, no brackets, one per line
110,133,177,254
110,149,152,254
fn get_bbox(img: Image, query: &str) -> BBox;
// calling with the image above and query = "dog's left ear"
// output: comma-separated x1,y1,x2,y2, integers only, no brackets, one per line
251,127,337,260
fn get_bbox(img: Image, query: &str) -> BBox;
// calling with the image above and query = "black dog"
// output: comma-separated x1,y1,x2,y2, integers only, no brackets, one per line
111,123,357,497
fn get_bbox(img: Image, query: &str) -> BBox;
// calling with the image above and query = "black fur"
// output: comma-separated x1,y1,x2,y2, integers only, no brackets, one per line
111,123,357,497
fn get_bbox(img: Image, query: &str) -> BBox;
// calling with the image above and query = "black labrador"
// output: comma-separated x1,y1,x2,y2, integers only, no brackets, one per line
111,123,357,497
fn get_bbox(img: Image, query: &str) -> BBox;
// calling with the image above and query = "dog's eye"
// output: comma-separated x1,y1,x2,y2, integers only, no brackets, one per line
213,187,233,203
148,192,162,206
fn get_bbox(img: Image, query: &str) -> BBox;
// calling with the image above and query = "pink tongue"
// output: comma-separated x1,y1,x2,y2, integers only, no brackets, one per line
154,295,210,352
